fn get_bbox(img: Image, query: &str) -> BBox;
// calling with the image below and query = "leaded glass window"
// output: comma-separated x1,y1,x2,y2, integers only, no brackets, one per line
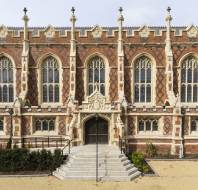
42,56,59,102
181,56,198,102
0,56,13,102
35,118,55,131
88,56,105,95
0,118,3,131
138,119,158,132
134,56,152,103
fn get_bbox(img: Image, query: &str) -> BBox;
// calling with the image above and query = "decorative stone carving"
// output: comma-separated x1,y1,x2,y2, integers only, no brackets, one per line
91,25,103,38
44,25,55,38
139,25,150,38
186,25,198,38
82,88,111,111
0,25,8,38
88,90,106,110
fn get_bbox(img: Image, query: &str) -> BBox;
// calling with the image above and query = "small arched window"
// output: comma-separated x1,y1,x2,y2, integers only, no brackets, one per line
0,56,13,102
134,56,152,103
181,56,198,102
42,56,59,103
88,56,105,95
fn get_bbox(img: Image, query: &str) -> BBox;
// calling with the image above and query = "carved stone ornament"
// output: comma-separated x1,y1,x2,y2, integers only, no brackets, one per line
44,25,55,38
139,25,150,38
0,25,8,38
88,90,106,110
82,88,111,111
91,25,103,38
186,25,198,38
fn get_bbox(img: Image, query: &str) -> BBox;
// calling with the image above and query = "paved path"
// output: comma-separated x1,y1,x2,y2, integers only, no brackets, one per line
0,160,198,190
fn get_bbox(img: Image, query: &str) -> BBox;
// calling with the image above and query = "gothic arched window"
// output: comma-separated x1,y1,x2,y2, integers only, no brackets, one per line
0,56,13,102
88,56,105,95
42,56,59,103
181,56,198,102
134,56,152,103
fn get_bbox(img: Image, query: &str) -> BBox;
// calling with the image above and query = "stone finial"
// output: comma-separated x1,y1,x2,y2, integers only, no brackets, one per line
70,6,76,23
23,7,27,15
71,7,75,15
118,7,124,22
166,6,172,22
22,7,29,22
22,7,29,42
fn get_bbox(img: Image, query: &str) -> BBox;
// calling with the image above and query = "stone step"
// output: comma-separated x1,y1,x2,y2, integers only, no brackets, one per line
54,145,141,181
57,166,138,176
59,172,141,181
69,156,128,162
67,159,130,165
61,164,134,171
70,153,124,157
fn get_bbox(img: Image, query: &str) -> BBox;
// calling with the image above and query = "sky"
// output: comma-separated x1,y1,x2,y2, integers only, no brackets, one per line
0,0,197,27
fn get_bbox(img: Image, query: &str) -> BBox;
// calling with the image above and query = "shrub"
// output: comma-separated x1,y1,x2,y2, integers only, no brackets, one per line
0,148,64,172
146,143,157,158
131,152,151,173
53,149,64,170
131,152,144,172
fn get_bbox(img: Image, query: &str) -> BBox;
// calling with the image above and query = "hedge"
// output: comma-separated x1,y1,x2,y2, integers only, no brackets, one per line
0,148,64,172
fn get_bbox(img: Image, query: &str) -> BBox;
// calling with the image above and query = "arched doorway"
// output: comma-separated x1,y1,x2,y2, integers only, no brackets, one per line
85,117,108,144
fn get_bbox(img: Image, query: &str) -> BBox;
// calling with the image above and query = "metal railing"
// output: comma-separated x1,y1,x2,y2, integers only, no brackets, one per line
10,136,72,154
118,135,128,155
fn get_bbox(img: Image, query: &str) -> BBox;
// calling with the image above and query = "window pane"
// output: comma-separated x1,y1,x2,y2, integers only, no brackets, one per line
43,68,47,83
187,85,192,102
191,120,196,131
48,68,53,83
0,119,3,131
140,85,145,102
94,68,99,82
140,68,145,83
55,85,59,102
181,85,186,102
42,120,48,131
8,85,13,102
153,120,158,131
135,67,139,83
49,120,55,131
194,67,198,83
49,85,53,102
3,69,7,83
193,85,198,102
100,68,105,83
181,68,186,83
135,85,139,102
89,68,93,83
54,68,59,83
139,120,144,131
100,84,105,95
187,68,192,83
35,120,41,131
147,67,151,83
8,69,13,82
3,85,7,102
43,85,47,102
146,120,151,131
88,84,93,95
146,85,151,102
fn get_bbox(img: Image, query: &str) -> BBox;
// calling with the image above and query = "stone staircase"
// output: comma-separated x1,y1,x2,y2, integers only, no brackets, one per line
53,145,141,181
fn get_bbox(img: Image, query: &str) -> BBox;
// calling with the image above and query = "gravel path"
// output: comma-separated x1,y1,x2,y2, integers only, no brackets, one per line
0,160,198,190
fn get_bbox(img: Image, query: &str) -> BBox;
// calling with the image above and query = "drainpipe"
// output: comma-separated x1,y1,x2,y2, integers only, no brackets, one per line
179,107,185,158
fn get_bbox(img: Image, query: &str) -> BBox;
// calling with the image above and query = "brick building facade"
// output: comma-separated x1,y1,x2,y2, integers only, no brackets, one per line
0,7,198,155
